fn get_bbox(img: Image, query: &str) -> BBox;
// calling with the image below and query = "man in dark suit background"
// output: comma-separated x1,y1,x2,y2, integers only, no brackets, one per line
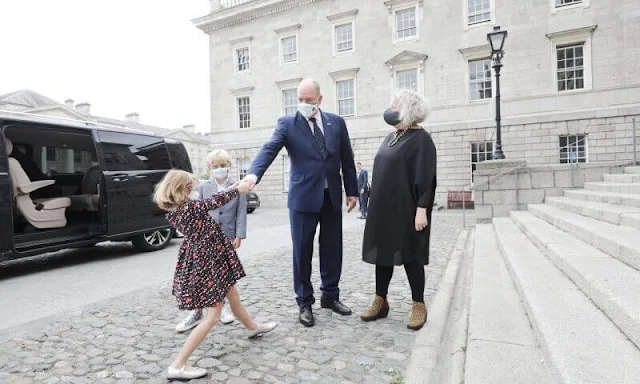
356,162,369,219
244,78,358,327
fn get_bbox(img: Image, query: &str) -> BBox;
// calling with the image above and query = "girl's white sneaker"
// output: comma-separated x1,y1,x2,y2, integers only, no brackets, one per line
167,365,207,380
247,321,278,339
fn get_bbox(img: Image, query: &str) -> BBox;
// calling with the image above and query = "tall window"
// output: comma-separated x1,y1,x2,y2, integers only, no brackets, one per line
471,141,494,181
237,97,251,129
557,44,585,92
237,158,249,180
283,154,290,192
236,47,250,72
556,0,582,6
281,36,298,64
395,8,417,39
336,79,355,117
335,23,353,52
468,0,491,24
469,59,492,101
396,69,418,91
559,135,587,163
283,89,297,116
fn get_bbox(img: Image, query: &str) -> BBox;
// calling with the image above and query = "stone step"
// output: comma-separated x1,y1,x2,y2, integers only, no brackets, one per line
584,181,640,194
604,173,640,183
510,211,640,349
528,204,640,271
626,166,640,174
493,217,640,384
563,189,640,208
545,196,640,230
465,224,549,384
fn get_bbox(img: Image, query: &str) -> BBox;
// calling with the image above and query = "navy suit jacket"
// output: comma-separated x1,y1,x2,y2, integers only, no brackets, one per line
357,169,369,193
249,111,358,213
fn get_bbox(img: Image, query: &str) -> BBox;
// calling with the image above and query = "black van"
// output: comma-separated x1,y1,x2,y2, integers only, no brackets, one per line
0,111,193,262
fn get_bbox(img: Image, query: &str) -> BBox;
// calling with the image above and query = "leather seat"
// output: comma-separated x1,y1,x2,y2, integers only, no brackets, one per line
5,138,71,229
69,165,101,212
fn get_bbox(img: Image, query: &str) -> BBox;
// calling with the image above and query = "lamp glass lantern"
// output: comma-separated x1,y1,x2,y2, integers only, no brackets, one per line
487,26,507,55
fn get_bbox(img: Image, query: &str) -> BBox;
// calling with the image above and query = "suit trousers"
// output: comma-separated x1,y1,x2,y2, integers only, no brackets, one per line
359,192,368,215
289,189,342,308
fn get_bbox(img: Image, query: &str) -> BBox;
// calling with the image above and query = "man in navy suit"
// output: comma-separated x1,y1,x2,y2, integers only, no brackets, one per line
245,78,358,327
356,162,369,219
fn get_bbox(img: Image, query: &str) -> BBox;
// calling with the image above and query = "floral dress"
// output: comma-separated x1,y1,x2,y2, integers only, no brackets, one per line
166,189,246,310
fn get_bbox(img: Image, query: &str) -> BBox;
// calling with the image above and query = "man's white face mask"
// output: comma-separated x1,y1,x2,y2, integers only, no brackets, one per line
297,102,318,118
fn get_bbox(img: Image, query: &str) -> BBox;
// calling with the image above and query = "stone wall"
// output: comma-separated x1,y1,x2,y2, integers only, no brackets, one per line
473,159,633,223
214,110,640,209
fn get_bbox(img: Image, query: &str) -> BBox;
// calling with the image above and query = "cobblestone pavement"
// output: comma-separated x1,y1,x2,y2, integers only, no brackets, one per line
0,212,467,384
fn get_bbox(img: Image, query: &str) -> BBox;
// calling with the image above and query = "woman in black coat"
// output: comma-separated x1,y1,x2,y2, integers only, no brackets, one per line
361,89,437,330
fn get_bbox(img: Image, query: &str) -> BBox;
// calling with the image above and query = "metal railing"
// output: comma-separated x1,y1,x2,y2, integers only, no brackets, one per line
220,0,254,8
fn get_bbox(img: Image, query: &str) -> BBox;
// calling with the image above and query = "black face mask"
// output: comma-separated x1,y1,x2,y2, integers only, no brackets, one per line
383,108,401,126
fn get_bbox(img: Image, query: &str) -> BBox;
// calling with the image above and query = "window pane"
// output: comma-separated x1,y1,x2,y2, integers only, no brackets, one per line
557,44,585,92
468,0,491,24
336,79,355,116
238,97,251,129
283,89,297,116
236,47,250,71
396,69,418,91
469,58,492,101
282,36,297,63
335,23,353,52
98,132,171,171
396,8,416,39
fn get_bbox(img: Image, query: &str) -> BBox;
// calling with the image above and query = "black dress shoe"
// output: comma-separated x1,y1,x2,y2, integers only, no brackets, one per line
299,306,315,327
320,300,352,316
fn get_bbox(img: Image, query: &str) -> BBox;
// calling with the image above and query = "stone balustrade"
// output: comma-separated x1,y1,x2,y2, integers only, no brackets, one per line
473,159,632,223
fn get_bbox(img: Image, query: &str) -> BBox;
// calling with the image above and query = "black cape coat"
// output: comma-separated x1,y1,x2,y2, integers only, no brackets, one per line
362,128,437,266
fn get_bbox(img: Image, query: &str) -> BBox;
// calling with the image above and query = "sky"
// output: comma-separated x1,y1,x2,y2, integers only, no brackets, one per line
0,0,212,132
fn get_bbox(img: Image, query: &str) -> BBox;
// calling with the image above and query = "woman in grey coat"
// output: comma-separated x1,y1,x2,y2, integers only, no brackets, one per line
175,149,248,333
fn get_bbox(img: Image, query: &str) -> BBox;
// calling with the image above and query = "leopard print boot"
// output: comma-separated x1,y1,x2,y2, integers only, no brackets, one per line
407,301,427,330
360,296,389,322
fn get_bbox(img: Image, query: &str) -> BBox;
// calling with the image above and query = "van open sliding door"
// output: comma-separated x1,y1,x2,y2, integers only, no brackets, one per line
95,131,172,236
0,130,13,260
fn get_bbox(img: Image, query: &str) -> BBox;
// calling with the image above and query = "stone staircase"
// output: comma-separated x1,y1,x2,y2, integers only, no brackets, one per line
466,166,640,384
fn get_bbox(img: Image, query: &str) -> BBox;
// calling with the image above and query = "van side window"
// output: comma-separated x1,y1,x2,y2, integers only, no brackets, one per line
98,132,170,171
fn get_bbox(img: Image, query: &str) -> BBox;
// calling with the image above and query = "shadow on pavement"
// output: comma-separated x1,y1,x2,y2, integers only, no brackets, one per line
0,240,180,280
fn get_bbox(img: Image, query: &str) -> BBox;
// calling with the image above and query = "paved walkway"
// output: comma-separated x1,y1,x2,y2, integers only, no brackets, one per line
0,212,466,384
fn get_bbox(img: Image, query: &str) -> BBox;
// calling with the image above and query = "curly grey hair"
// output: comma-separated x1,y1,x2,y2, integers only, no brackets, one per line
393,89,430,126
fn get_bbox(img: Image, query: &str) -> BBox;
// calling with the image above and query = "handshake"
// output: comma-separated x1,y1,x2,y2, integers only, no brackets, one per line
230,176,257,194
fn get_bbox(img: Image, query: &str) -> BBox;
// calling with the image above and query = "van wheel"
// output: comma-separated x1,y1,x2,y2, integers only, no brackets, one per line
132,229,173,252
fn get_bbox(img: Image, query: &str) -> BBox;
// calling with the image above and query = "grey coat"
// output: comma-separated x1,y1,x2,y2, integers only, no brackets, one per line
197,177,247,240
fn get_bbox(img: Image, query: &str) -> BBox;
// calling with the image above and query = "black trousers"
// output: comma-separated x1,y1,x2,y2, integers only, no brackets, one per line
375,261,425,302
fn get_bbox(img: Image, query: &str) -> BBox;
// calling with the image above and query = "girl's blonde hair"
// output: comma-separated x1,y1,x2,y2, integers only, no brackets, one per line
153,170,197,211
207,149,232,170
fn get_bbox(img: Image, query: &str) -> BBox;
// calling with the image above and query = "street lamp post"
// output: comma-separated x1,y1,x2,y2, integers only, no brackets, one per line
488,26,508,160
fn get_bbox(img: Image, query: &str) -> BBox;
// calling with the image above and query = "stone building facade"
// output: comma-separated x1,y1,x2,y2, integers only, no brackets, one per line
194,0,640,208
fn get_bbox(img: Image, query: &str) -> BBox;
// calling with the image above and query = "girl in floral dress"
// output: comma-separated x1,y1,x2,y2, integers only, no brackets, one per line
154,170,277,381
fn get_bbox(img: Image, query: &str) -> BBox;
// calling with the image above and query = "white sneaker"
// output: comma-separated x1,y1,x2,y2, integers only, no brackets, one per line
175,310,203,333
247,322,278,339
167,365,207,380
220,306,235,324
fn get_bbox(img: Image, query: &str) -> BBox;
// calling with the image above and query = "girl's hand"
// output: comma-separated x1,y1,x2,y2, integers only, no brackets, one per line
236,179,252,194
233,237,242,249
415,207,428,232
